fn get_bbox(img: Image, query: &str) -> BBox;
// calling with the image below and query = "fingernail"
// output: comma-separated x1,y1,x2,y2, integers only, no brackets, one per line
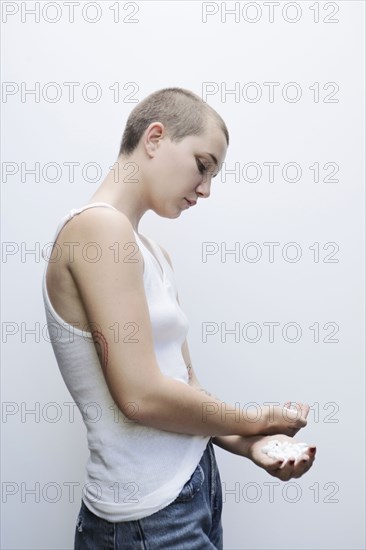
309,447,316,453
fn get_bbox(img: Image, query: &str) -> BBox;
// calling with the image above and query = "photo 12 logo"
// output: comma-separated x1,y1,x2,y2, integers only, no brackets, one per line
1,2,140,24
201,2,340,24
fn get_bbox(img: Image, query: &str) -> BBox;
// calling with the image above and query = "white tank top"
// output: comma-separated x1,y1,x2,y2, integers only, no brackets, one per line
41,202,210,521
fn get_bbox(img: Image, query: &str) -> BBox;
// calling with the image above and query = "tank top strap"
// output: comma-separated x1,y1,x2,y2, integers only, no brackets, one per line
43,202,118,261
143,235,172,273
58,202,117,239
135,232,173,275
67,202,118,219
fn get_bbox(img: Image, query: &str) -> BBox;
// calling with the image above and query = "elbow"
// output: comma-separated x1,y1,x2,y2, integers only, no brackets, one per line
119,399,145,423
117,372,166,424
118,391,157,425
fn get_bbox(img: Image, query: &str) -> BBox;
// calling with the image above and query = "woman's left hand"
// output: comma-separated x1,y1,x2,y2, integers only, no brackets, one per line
245,434,317,482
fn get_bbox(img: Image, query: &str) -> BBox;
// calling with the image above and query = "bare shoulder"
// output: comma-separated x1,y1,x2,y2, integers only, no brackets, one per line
65,205,134,240
61,206,141,268
45,206,144,330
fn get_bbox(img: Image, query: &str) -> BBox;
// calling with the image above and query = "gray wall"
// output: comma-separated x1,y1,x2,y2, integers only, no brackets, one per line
2,1,365,548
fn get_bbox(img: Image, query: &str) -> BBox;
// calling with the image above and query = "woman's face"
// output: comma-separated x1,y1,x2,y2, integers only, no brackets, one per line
145,119,228,218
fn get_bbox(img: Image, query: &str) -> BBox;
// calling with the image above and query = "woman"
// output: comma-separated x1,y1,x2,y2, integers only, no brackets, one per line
42,87,316,549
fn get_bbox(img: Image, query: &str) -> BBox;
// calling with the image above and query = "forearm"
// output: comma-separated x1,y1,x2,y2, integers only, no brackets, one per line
135,376,269,438
211,435,252,458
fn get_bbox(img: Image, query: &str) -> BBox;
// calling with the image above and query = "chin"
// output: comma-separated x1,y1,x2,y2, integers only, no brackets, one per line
153,203,182,219
165,210,182,219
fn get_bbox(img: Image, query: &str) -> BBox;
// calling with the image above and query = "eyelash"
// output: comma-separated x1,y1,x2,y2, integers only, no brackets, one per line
196,159,207,174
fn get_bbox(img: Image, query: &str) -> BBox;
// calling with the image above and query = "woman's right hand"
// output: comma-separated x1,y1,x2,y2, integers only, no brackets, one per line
247,433,316,481
261,402,310,437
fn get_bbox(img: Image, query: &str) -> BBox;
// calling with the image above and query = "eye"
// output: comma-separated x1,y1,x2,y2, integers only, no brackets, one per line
196,158,207,175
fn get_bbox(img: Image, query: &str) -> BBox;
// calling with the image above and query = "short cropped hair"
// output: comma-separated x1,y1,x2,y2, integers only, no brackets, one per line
118,87,229,157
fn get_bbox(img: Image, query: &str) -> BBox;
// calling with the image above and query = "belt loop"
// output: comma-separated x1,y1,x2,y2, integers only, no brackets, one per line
208,439,217,509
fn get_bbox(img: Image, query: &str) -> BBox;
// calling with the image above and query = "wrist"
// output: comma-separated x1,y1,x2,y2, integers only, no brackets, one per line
239,436,253,459
212,435,252,458
242,434,264,460
242,409,271,438
235,435,261,459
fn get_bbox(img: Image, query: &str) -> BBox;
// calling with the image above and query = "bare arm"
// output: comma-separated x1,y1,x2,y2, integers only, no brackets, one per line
178,324,253,456
166,248,316,478
69,211,307,438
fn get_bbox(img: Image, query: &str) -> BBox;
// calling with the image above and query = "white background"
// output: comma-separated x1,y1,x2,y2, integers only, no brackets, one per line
1,1,365,548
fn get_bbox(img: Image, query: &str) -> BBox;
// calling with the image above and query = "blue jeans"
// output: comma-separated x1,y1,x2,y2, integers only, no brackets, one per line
74,439,223,549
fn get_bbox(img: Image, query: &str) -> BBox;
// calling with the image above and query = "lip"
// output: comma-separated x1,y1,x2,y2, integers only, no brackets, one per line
184,198,196,206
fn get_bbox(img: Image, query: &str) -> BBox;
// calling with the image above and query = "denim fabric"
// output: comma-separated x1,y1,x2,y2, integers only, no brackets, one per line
74,439,223,549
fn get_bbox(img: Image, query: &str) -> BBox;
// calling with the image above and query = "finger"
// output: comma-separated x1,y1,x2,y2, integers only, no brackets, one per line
293,461,311,479
292,402,309,423
270,470,291,482
277,457,295,473
277,469,294,482
268,459,286,472
267,460,290,480
286,405,307,427
286,427,300,437
292,454,316,478
286,458,296,469
282,407,304,427
299,406,308,424
301,446,317,461
274,456,299,478
277,456,302,482
279,458,289,469
267,469,287,481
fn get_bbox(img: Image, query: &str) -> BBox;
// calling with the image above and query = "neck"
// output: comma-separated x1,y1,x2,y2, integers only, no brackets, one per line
87,154,150,232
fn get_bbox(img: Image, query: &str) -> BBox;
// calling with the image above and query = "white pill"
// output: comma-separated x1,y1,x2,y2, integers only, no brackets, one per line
261,439,309,460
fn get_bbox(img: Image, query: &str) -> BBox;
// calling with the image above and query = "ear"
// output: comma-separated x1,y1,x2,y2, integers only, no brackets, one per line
143,122,165,158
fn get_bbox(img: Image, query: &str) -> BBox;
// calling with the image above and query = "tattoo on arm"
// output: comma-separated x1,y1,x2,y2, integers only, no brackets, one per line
185,362,221,402
186,362,193,382
92,330,109,373
198,387,222,402
199,387,213,397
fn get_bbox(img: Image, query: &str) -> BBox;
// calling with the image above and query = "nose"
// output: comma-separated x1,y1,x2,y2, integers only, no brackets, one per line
196,175,211,199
